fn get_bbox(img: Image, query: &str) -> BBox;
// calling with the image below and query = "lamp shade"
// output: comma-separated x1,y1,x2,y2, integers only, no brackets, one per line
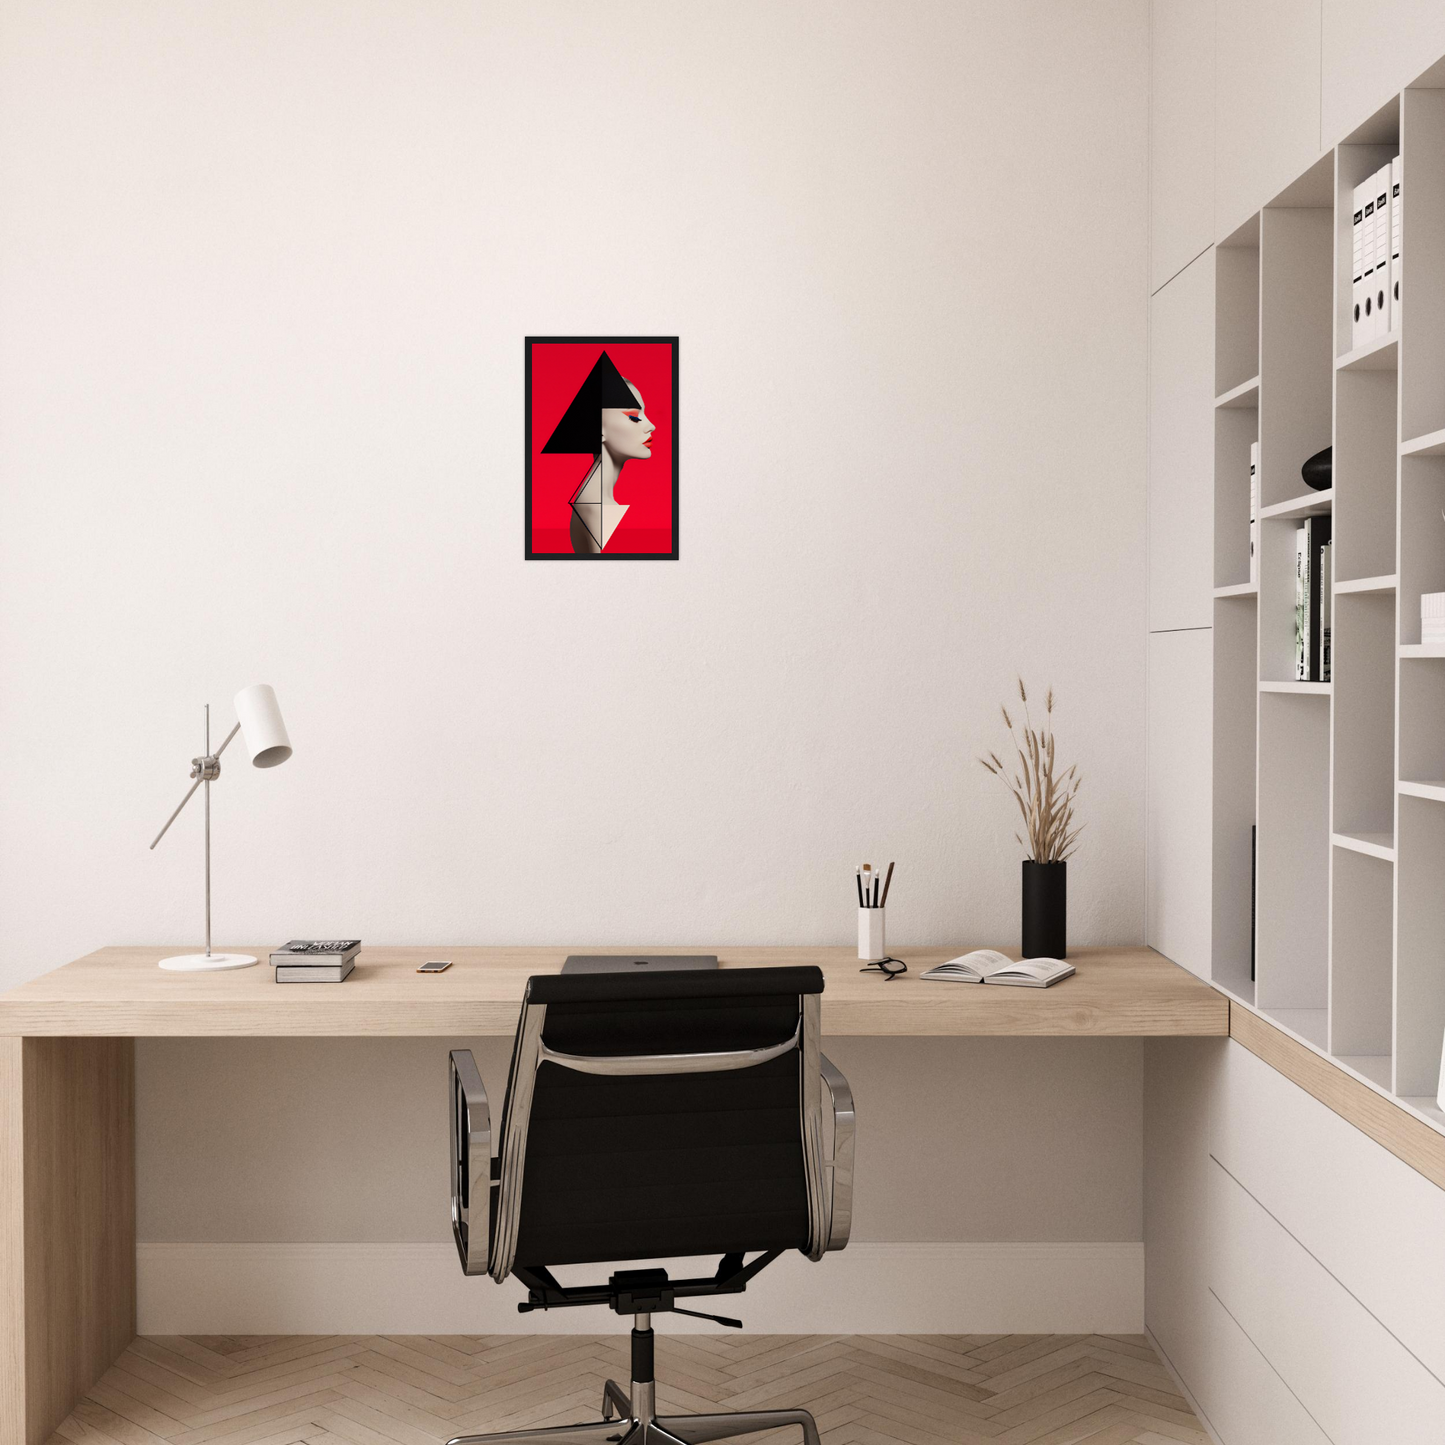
233,684,292,768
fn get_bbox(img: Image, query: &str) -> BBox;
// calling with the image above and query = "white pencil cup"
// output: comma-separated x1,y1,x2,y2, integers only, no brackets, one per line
858,907,886,962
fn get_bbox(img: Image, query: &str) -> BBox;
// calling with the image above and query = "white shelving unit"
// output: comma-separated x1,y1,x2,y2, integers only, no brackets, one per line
1212,79,1445,1133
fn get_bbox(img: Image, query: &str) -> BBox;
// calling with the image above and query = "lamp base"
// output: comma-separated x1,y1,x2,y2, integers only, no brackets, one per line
158,952,258,972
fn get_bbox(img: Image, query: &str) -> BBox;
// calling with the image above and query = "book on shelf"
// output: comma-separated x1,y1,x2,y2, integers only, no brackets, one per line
1293,518,1332,681
920,950,1074,988
1249,441,1259,584
1320,538,1332,682
1295,526,1308,679
276,958,355,984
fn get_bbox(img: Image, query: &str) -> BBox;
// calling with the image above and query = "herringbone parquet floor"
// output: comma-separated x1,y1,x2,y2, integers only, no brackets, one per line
49,1334,1210,1445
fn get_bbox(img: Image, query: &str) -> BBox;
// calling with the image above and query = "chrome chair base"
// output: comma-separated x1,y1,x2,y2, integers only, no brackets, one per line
446,1379,821,1445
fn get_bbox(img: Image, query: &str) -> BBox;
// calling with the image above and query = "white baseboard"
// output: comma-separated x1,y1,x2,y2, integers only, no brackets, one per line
137,1241,1143,1335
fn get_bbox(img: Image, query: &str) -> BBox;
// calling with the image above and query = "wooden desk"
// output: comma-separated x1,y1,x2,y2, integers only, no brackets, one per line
0,943,1225,1038
0,944,1223,1445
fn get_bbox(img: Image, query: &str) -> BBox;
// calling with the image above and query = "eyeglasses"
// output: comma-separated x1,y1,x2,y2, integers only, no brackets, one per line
859,956,908,981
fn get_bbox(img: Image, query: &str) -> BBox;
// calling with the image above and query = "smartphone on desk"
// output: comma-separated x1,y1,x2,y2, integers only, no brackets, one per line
417,959,452,973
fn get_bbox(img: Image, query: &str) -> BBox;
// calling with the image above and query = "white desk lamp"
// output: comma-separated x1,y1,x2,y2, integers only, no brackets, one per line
149,684,293,972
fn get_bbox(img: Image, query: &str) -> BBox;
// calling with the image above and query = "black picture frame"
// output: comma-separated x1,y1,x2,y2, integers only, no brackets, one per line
524,335,680,560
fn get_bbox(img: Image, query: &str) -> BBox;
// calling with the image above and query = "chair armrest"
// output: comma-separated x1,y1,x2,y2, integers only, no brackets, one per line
819,1052,854,1251
449,1049,492,1276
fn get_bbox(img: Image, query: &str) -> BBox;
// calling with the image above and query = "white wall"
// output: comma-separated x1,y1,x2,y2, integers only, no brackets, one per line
0,0,1152,1323
0,0,1149,985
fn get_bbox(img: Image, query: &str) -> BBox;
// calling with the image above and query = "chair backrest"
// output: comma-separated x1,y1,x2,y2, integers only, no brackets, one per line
488,966,828,1280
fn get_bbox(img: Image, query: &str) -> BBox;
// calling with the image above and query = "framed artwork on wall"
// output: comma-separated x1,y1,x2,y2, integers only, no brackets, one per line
525,336,679,559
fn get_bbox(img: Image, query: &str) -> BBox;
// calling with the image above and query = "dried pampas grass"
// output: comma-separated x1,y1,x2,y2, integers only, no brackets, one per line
979,678,1083,863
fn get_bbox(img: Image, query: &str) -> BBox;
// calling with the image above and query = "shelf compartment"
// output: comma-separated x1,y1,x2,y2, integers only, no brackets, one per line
1401,427,1445,458
1259,203,1332,510
1216,222,1260,398
1330,848,1393,1062
1401,87,1445,444
1333,830,1396,861
1214,405,1259,589
1259,504,1332,687
1334,368,1398,581
1212,593,1259,1003
1397,455,1445,644
1336,574,1397,594
1396,795,1445,1097
1215,375,1260,409
1255,692,1331,1016
1400,644,1445,784
1336,335,1398,371
1332,591,1396,839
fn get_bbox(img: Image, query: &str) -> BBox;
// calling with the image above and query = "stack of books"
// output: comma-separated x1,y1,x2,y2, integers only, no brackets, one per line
270,939,361,983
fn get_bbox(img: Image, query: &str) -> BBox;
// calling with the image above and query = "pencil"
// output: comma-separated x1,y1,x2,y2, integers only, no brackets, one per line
880,860,895,907
856,869,865,907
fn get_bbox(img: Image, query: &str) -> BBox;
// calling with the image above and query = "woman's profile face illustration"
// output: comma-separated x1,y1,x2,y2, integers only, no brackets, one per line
601,382,655,463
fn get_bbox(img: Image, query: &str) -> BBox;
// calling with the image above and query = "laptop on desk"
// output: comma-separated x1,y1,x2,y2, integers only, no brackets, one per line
561,954,719,974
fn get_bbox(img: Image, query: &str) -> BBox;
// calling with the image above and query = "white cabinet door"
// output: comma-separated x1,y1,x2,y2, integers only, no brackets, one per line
1150,0,1215,292
1147,628,1213,978
1149,251,1215,632
1214,1039,1445,1384
1197,1290,1332,1445
1211,1156,1445,1443
1215,0,1323,237
1322,0,1445,145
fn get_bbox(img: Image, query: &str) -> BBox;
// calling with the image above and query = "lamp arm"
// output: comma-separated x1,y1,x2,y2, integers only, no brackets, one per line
213,721,242,759
148,722,241,850
150,777,203,850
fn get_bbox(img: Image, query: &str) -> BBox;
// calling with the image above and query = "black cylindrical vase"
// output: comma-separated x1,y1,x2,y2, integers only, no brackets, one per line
1022,860,1067,958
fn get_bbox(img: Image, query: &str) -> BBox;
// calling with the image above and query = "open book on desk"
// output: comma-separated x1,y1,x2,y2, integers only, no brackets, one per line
920,950,1074,988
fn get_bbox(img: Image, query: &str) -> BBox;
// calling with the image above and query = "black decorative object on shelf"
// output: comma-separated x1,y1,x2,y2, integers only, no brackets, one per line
1022,860,1067,959
1301,445,1332,491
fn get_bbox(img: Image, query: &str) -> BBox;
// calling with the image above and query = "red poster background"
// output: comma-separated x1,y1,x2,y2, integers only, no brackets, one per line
527,340,676,556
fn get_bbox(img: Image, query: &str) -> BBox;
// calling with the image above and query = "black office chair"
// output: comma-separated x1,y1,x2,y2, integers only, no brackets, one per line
446,965,855,1445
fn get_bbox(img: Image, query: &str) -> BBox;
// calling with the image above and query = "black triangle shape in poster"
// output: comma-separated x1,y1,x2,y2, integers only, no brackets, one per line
542,350,639,455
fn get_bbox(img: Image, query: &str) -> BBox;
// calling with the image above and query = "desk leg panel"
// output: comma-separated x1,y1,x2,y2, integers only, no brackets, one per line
0,1037,136,1445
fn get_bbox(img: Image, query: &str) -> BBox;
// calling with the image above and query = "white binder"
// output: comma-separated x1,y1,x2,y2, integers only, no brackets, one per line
1351,179,1368,349
1362,172,1380,341
1391,154,1402,333
1372,165,1391,341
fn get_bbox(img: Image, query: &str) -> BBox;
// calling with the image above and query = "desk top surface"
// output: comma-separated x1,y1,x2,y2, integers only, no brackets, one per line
0,944,1227,1037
